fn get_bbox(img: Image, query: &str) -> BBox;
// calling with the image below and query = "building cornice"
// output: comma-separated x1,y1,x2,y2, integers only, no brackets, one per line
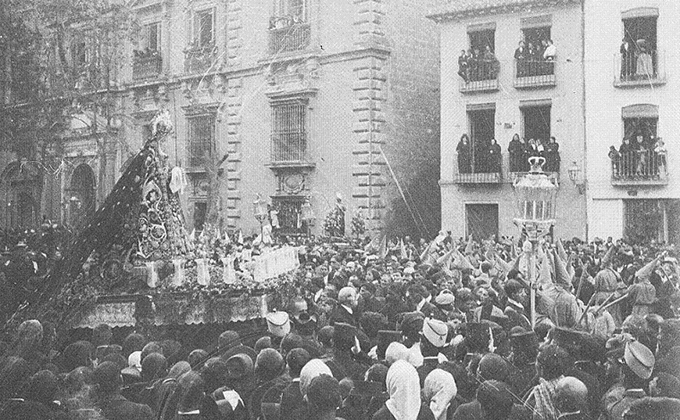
427,0,581,23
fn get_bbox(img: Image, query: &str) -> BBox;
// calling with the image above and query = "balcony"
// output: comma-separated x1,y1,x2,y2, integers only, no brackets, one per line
459,58,499,93
614,50,666,88
184,44,218,74
611,150,668,186
132,52,162,80
455,172,501,183
270,132,310,167
454,153,502,184
268,18,311,55
514,59,556,89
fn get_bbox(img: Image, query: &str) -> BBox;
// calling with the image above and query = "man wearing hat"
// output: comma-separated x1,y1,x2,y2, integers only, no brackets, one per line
266,311,291,348
417,318,449,386
92,361,154,419
218,330,257,363
603,340,655,420
330,287,359,327
433,290,455,321
506,329,539,398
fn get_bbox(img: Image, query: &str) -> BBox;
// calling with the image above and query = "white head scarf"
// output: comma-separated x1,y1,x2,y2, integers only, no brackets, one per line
385,360,421,420
385,342,409,365
128,351,142,369
299,359,332,398
423,369,457,420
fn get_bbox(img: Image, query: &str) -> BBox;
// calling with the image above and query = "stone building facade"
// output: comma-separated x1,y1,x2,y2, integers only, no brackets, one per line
0,0,441,238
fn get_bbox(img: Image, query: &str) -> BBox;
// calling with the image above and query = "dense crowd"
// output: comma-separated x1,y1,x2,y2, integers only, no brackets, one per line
0,230,678,420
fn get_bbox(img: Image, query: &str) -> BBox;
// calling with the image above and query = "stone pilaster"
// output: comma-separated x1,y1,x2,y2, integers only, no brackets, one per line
352,0,389,233
225,77,243,228
226,0,243,68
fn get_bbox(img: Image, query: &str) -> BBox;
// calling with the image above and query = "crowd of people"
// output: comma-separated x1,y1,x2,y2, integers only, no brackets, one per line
457,134,560,174
609,135,667,180
457,46,500,83
0,230,678,420
457,37,557,83
513,39,556,78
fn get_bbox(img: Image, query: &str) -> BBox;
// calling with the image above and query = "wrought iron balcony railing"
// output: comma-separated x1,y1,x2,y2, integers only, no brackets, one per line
132,53,162,80
611,149,668,186
268,21,311,55
271,132,308,164
459,58,500,93
514,59,556,89
614,49,666,88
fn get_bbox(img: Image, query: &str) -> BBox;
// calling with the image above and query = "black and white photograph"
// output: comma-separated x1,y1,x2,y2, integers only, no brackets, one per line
0,0,678,419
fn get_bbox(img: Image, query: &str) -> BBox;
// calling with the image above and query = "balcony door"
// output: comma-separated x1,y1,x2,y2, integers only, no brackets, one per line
468,108,495,173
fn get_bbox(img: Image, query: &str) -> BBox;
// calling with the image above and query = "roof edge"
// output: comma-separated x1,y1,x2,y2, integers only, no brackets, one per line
427,0,581,23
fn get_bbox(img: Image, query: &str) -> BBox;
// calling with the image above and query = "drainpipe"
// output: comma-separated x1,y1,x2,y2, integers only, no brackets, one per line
580,0,589,241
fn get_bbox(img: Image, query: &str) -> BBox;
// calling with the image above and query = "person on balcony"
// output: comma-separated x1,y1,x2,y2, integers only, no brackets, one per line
527,42,538,76
620,38,634,80
508,133,523,172
457,50,470,82
514,41,528,77
609,146,621,177
543,39,556,75
474,137,489,173
635,135,650,177
635,40,653,79
536,138,546,160
488,139,502,173
483,45,500,80
470,47,482,81
456,134,472,174
654,138,667,178
545,136,560,173
619,137,635,177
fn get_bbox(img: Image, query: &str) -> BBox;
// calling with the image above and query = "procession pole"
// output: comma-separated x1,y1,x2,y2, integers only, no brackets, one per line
530,242,536,329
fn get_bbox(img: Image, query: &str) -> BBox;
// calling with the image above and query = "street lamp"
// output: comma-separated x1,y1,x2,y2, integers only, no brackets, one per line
568,161,585,194
300,197,314,237
253,193,268,235
513,156,559,328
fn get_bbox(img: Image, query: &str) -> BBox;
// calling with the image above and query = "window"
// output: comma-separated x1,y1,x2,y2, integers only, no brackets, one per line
194,9,214,47
187,115,215,167
467,27,497,82
468,29,495,54
466,204,498,242
274,0,306,22
271,101,307,163
621,15,658,80
142,22,160,52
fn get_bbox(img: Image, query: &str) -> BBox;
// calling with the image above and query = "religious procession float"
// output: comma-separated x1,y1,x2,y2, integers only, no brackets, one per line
15,112,302,338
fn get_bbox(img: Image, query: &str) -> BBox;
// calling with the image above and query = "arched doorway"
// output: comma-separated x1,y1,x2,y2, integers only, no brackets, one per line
68,164,96,227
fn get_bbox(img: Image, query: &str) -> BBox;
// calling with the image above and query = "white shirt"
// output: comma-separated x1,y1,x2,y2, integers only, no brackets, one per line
341,304,354,315
543,44,556,59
